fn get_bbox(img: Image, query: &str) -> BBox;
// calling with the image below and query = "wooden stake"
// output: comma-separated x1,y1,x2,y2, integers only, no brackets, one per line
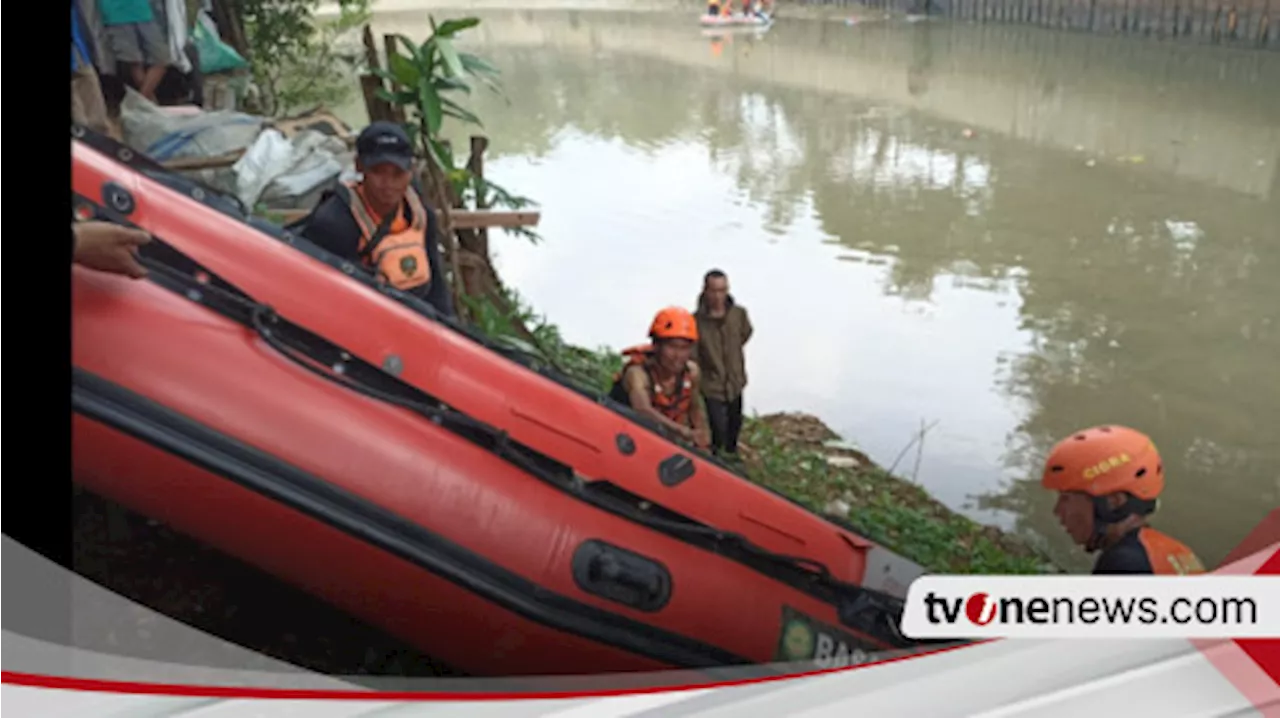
381,34,407,124
358,25,397,124
465,135,491,258
362,25,380,69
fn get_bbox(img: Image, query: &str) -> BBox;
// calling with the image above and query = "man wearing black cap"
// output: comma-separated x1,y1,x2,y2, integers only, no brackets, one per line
292,121,455,317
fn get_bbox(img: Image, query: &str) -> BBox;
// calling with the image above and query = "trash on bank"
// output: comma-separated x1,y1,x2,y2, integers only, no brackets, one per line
118,88,357,212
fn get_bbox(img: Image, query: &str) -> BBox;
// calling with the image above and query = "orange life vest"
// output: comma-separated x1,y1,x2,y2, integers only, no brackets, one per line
1138,527,1206,575
616,344,696,427
340,181,431,291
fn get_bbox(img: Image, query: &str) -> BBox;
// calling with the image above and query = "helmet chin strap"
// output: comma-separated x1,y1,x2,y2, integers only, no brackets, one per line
1086,495,1158,552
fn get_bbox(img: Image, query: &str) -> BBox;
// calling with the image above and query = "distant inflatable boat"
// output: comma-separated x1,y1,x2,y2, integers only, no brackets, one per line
700,12,771,26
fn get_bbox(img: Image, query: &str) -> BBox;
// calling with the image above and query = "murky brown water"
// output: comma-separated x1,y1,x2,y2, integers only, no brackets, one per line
363,6,1280,571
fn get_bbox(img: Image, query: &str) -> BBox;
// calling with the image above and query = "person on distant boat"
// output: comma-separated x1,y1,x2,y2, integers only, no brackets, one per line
694,269,753,458
707,0,721,16
290,121,456,319
1040,425,1205,575
609,307,712,449
73,220,152,278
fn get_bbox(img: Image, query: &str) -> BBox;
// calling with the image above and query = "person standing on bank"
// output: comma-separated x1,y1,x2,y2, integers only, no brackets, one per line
291,121,455,319
694,269,753,458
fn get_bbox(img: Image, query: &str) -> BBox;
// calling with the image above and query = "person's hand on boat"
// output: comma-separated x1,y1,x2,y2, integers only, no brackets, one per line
694,427,711,450
73,221,152,279
675,425,696,444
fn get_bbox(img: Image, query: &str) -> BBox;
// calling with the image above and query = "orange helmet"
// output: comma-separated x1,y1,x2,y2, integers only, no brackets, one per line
1040,425,1164,501
649,307,698,342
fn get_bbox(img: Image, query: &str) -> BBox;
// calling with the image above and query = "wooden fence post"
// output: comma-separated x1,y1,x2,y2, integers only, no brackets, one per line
359,26,397,123
465,136,491,259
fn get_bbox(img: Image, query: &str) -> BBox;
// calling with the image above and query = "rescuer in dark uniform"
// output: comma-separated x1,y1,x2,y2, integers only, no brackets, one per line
291,121,455,319
1040,425,1205,575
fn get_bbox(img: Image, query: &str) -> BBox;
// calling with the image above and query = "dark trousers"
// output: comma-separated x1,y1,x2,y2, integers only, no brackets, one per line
705,394,744,454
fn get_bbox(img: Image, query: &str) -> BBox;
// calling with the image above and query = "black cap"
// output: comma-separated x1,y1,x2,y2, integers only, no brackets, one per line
355,121,414,170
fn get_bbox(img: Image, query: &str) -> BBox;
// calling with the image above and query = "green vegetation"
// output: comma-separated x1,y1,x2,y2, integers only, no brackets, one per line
373,17,540,242
738,418,1055,574
239,0,372,116
460,288,1058,575
458,286,623,393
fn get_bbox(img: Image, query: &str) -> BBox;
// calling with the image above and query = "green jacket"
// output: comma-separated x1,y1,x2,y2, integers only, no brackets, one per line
694,296,753,401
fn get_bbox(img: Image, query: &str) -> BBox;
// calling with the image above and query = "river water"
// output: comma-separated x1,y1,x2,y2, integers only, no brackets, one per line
363,5,1280,571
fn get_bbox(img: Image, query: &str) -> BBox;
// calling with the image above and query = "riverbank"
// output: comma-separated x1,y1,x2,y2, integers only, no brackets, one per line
738,413,1054,573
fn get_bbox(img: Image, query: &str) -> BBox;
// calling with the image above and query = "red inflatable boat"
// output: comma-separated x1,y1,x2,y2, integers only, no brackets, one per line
70,126,937,675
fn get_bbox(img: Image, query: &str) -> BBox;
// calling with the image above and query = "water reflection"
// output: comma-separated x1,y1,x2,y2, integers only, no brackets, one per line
375,8,1279,569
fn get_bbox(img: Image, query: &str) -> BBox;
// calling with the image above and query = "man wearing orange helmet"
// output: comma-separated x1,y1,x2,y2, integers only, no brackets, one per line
1041,425,1205,575
609,307,712,449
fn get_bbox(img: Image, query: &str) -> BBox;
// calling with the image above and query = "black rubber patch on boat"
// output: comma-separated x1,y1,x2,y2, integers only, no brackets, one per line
572,539,671,613
658,454,696,487
102,182,135,215
615,433,636,456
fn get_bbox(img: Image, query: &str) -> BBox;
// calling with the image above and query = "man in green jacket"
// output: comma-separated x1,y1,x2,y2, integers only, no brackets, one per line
694,269,753,458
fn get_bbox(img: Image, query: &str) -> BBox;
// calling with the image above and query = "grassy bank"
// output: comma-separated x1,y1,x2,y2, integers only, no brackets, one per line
468,287,1058,575
736,414,1054,573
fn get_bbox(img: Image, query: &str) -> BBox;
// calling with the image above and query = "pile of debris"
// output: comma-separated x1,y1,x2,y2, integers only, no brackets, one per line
117,88,358,215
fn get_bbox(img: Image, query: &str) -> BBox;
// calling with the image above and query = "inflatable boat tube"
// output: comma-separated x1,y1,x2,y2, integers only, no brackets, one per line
71,125,936,652
70,128,928,601
71,244,934,674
